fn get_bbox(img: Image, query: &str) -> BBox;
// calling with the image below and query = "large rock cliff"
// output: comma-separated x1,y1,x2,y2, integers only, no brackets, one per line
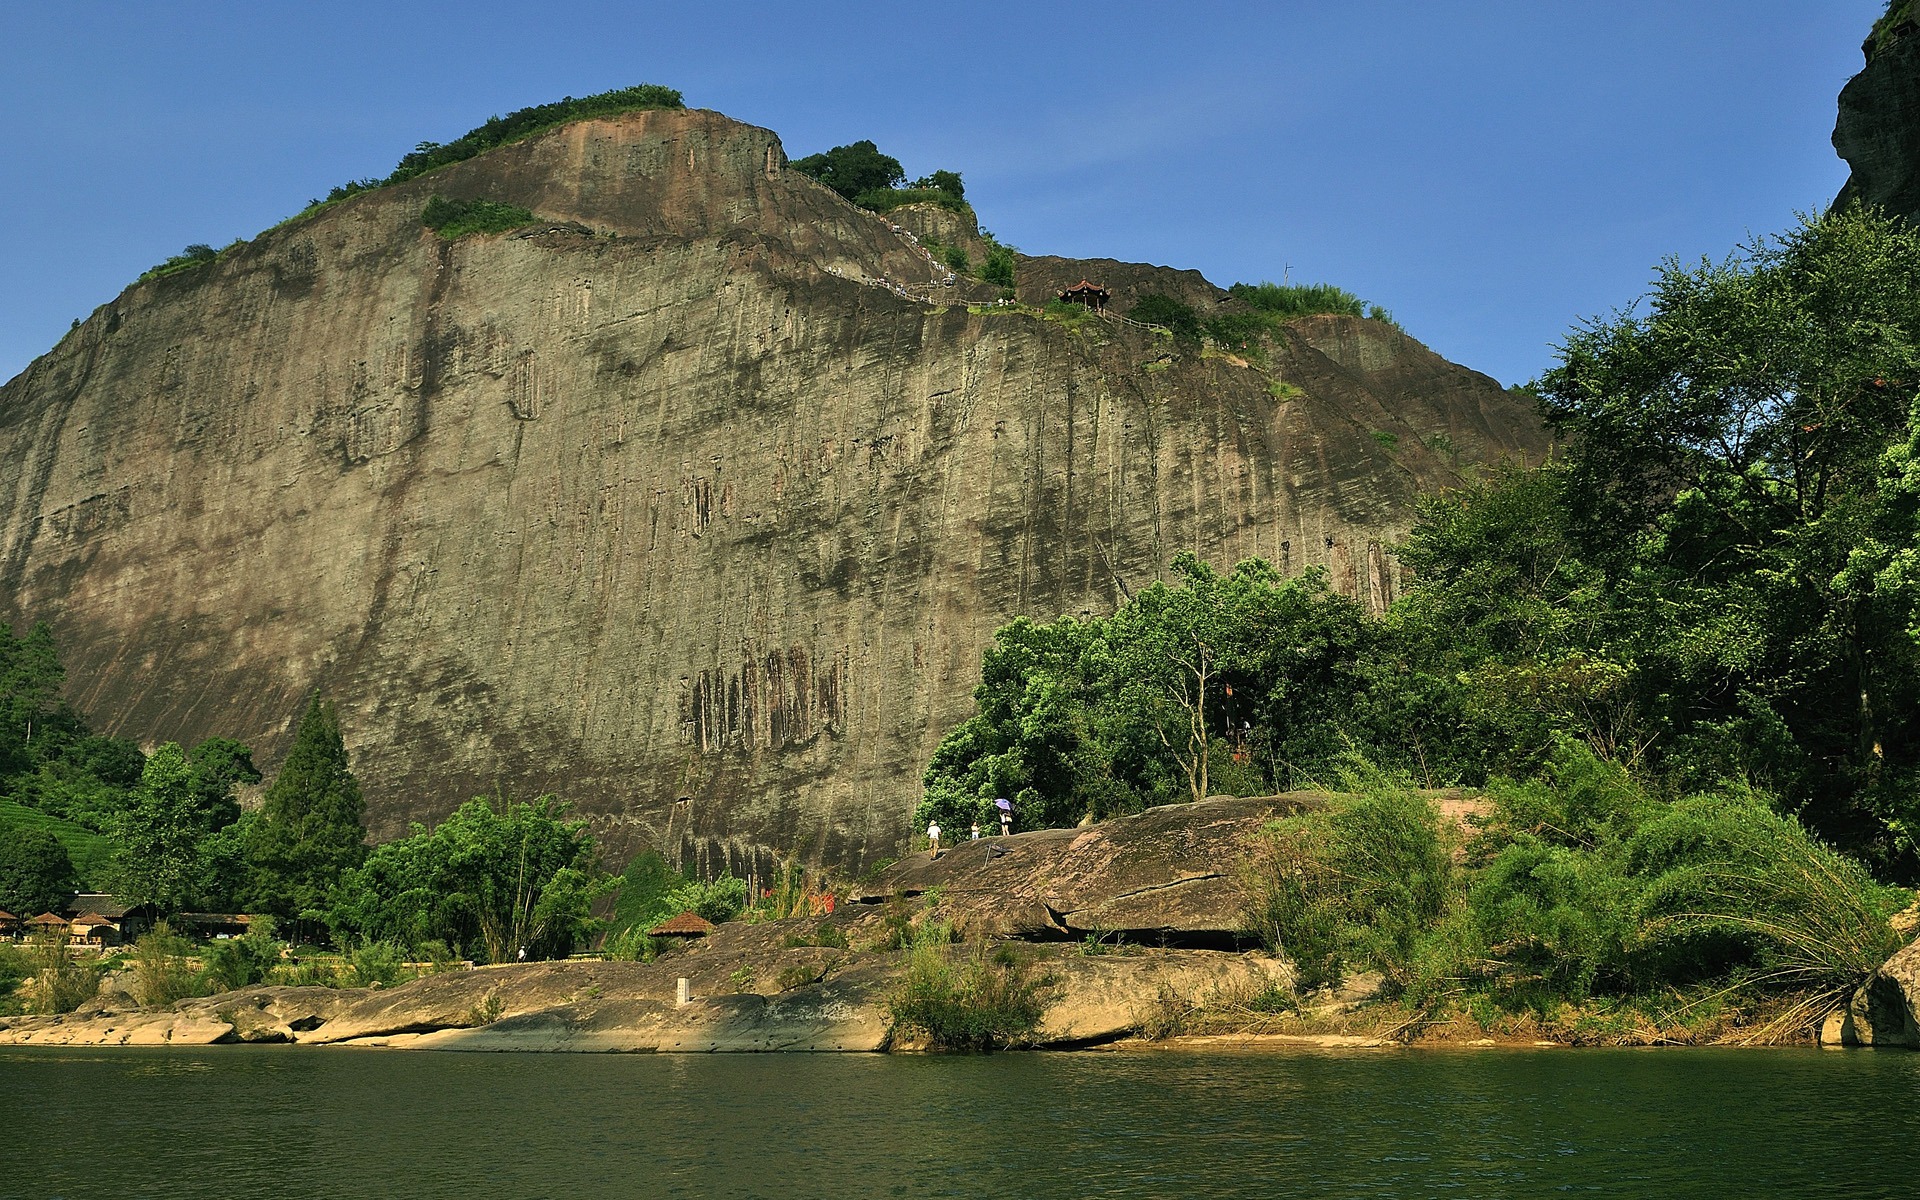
1835,10,1920,220
0,107,1547,872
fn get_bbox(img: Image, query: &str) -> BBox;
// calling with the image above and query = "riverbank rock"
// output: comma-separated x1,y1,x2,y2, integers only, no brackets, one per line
0,985,357,1047
1840,936,1920,1048
0,942,1295,1053
847,795,1323,947
1033,950,1293,1045
0,1008,236,1046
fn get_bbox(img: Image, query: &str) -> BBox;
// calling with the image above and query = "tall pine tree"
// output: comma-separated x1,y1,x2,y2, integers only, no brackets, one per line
249,696,367,927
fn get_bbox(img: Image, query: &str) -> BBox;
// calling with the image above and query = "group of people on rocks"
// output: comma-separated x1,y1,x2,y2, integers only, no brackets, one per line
926,798,1013,857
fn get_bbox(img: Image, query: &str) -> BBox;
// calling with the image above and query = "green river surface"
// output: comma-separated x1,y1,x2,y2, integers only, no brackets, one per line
3,1045,1917,1198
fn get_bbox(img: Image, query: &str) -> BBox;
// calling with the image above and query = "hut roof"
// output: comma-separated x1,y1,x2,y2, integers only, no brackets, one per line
0,910,17,923
28,912,68,926
648,911,716,937
61,893,145,920
1060,279,1109,295
70,912,117,927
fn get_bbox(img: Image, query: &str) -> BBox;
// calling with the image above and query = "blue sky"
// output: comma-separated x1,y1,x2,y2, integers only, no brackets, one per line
0,2,1883,388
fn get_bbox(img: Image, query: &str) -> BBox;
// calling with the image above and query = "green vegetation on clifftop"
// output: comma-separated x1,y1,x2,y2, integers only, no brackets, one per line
304,83,684,214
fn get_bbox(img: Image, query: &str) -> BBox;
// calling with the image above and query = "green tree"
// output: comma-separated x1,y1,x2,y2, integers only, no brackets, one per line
0,621,81,780
919,555,1386,834
0,829,77,916
1539,206,1920,866
186,737,260,830
911,169,964,200
112,743,218,915
791,140,905,201
247,697,367,927
1130,294,1201,343
330,794,606,962
980,245,1016,288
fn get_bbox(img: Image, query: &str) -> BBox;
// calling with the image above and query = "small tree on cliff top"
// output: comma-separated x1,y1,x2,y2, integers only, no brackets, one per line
249,696,367,927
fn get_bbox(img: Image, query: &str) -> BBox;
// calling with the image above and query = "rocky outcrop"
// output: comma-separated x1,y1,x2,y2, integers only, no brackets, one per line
0,944,1287,1052
0,106,1549,873
1834,936,1920,1048
0,799,1295,1051
1835,18,1920,220
849,794,1320,945
0,985,349,1046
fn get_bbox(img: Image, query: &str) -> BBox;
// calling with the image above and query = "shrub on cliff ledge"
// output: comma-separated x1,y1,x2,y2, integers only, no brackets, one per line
387,84,683,185
139,243,218,283
421,196,539,239
1230,280,1368,318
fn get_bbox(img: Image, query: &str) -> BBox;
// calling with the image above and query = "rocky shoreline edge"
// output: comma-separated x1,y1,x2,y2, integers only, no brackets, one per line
5,796,1915,1053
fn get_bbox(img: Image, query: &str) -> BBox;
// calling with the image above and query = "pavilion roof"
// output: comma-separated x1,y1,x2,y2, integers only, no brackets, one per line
648,911,716,937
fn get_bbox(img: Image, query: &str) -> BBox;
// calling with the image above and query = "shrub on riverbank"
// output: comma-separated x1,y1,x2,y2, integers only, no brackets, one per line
886,920,1047,1051
26,931,100,1015
130,923,202,1007
1237,745,1912,1040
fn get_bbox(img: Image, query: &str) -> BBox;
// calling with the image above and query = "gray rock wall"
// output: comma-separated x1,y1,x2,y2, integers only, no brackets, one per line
0,109,1548,872
1835,25,1920,220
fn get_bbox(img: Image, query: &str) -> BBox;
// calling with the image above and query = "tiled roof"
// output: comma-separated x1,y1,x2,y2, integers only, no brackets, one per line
63,894,141,920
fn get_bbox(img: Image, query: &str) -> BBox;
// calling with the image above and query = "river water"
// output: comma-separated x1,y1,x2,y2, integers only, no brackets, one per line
3,1045,1916,1198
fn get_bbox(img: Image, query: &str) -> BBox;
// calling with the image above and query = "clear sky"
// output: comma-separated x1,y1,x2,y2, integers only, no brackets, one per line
0,2,1884,389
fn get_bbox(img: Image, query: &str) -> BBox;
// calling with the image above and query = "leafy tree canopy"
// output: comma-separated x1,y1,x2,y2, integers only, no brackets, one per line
112,743,223,915
331,794,608,962
791,140,904,201
0,828,77,917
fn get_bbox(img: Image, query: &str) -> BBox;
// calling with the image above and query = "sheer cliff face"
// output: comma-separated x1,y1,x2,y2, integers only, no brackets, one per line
1835,27,1920,220
0,108,1547,872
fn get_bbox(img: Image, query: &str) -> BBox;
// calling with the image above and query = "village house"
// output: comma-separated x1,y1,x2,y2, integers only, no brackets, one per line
59,894,157,943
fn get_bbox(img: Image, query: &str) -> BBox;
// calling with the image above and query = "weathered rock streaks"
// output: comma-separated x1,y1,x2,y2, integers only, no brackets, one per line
0,107,1548,869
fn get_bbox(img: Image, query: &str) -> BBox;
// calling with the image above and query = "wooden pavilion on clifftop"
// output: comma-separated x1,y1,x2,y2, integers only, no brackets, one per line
1058,280,1110,311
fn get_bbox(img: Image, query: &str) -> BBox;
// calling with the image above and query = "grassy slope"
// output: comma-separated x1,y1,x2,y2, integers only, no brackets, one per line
0,801,113,890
